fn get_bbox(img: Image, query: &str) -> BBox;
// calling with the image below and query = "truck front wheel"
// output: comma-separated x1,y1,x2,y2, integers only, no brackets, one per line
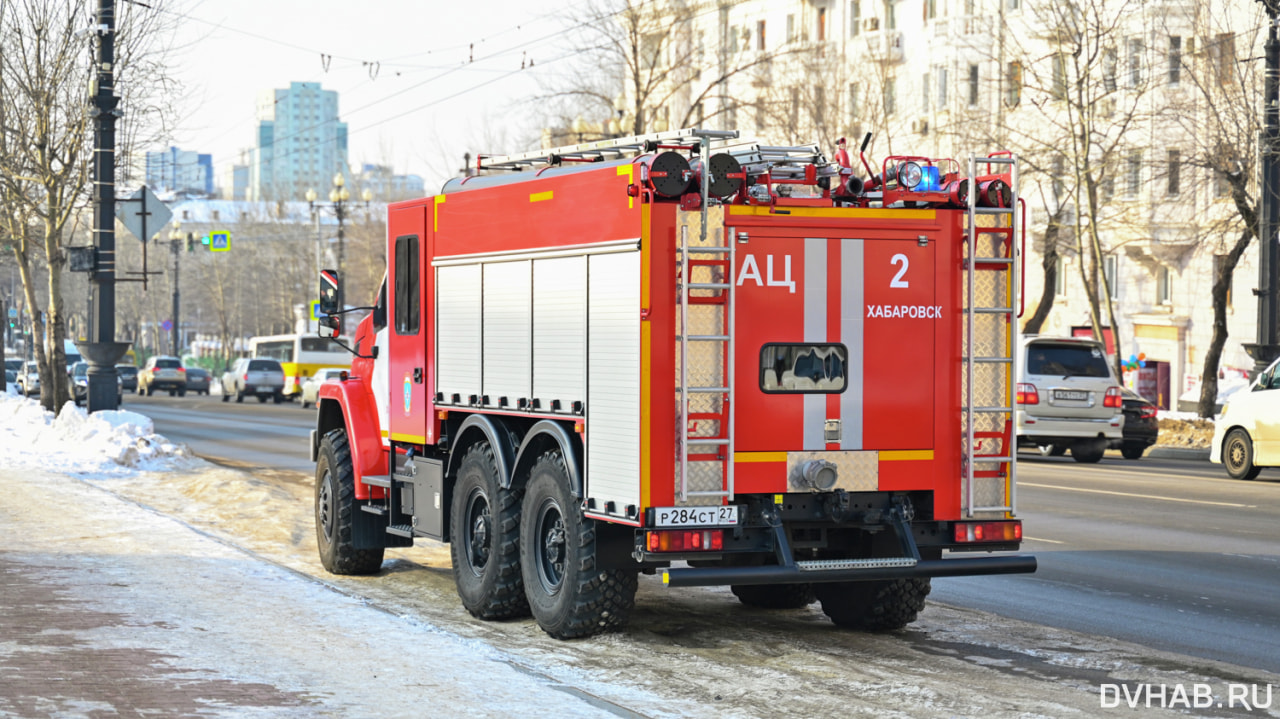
450,442,529,620
731,583,816,609
815,578,931,631
315,428,384,574
519,451,638,639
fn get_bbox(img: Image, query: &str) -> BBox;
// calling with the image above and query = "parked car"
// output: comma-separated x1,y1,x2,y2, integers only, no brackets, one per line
1211,355,1280,479
115,364,138,392
1110,388,1159,460
1016,336,1125,463
4,358,22,374
17,361,40,397
298,367,346,409
4,369,16,389
185,367,212,395
221,357,285,404
138,355,187,396
71,361,124,406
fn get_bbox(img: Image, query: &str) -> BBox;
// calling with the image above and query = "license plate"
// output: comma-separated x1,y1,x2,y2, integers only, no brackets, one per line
1054,389,1088,401
651,505,740,528
257,388,272,394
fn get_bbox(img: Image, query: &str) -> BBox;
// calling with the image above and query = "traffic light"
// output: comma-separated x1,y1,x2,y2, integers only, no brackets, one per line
186,234,194,253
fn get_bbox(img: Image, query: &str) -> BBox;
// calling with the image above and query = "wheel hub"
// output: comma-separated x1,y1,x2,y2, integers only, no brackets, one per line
318,471,334,544
537,500,566,592
466,493,491,572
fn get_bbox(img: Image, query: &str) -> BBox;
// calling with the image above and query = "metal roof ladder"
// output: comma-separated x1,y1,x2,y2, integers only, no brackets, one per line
962,154,1021,519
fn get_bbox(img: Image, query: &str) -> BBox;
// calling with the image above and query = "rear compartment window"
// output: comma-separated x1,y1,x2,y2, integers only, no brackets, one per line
760,344,848,393
1026,343,1110,377
248,360,281,371
155,359,181,369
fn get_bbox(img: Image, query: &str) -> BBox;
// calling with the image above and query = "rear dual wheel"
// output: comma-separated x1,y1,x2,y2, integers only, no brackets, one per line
816,578,931,631
450,443,529,620
519,450,637,639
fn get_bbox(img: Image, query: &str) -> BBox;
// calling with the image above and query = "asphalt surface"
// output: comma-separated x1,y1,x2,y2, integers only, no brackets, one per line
128,393,1280,675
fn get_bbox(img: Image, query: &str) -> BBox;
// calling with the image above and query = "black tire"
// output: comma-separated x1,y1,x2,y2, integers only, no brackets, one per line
1070,439,1105,463
731,583,816,609
519,451,638,638
1120,442,1147,460
168,389,176,397
450,442,529,620
273,391,283,404
178,388,186,397
815,578,931,631
301,399,311,409
221,392,229,403
235,388,244,403
315,428,384,574
136,385,144,396
1046,444,1067,457
1223,428,1262,480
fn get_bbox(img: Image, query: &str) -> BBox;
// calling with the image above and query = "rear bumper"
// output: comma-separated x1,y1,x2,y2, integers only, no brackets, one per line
1017,413,1123,445
663,554,1038,587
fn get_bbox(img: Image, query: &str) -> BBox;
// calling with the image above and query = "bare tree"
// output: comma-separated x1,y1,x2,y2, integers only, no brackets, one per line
0,0,178,412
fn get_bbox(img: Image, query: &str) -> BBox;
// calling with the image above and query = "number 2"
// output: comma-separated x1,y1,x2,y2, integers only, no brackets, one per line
890,253,910,288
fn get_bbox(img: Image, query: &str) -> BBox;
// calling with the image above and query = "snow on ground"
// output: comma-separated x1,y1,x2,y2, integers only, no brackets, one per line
0,394,195,474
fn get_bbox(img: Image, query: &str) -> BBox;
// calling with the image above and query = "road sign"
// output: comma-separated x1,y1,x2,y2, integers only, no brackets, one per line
6,307,15,319
161,319,173,332
310,300,323,321
210,231,231,252
115,186,172,243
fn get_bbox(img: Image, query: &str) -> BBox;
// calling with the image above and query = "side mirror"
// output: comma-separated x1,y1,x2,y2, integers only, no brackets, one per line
319,269,342,316
318,315,341,339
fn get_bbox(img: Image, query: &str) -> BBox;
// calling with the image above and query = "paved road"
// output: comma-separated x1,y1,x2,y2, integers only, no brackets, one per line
129,394,1280,674
934,452,1280,674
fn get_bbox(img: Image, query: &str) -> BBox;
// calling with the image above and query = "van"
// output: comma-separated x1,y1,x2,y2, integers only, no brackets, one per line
1015,336,1125,463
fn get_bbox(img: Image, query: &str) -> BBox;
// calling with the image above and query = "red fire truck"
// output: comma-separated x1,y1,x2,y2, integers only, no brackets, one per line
310,128,1035,639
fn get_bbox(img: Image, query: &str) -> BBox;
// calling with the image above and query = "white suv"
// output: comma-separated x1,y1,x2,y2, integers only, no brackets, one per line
1015,336,1124,463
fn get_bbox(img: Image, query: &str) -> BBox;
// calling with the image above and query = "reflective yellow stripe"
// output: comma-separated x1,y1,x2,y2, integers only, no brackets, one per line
529,191,553,203
880,450,934,461
733,452,788,463
389,433,427,444
728,206,936,220
434,195,445,232
618,164,635,209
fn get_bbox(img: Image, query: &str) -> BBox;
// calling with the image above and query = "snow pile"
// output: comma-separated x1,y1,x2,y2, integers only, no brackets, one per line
0,394,194,473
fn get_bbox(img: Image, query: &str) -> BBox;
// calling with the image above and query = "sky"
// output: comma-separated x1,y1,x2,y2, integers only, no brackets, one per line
165,0,598,193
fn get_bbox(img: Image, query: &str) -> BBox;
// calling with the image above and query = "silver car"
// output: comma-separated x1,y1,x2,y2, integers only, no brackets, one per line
18,361,40,397
221,357,285,404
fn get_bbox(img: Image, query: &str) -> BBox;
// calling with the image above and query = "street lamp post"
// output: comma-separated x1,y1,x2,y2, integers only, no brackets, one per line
166,221,185,356
1247,1,1280,375
307,173,373,280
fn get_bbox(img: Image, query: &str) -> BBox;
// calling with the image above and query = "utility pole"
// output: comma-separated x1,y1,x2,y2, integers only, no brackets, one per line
78,0,131,411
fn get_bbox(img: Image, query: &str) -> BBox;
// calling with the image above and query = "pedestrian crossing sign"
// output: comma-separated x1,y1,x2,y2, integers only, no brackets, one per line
210,231,231,252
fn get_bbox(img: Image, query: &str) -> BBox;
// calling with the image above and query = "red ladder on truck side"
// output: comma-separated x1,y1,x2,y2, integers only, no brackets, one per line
962,154,1020,518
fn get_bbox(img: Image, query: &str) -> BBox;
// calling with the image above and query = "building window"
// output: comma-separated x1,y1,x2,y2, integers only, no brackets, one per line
790,87,800,126
755,99,766,131
1157,266,1172,305
1100,167,1114,199
1167,150,1180,196
1214,254,1233,308
787,14,796,43
1210,33,1235,86
922,72,930,111
757,20,767,51
817,7,827,41
927,0,937,20
1055,256,1067,297
850,1,861,37
813,86,825,124
1006,61,1022,107
937,67,948,107
1007,0,1020,8
1103,255,1119,300
1126,151,1142,196
1103,47,1117,93
1213,165,1231,199
887,0,897,30
1051,54,1067,100
968,64,979,106
1128,38,1143,87
1168,36,1182,85
884,77,896,116
1052,155,1066,200
849,83,860,122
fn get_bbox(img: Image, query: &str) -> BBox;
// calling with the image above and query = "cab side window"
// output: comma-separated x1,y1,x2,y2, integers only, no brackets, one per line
394,236,420,335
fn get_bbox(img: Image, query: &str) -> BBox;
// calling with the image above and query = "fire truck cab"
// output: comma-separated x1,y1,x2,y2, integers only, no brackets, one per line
310,129,1035,639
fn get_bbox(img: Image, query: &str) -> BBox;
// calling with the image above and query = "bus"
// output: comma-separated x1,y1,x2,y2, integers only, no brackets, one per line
248,333,349,398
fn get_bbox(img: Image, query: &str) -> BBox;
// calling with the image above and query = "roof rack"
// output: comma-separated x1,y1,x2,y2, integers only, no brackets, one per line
477,128,740,172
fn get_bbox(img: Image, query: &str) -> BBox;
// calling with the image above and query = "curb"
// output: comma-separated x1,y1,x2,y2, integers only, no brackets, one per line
1144,446,1210,461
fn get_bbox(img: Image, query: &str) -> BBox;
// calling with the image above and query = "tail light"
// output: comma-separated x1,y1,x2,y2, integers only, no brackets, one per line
646,529,724,553
177,367,186,373
1104,386,1123,408
953,521,1022,543
243,373,249,381
1140,404,1157,419
1016,383,1038,405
